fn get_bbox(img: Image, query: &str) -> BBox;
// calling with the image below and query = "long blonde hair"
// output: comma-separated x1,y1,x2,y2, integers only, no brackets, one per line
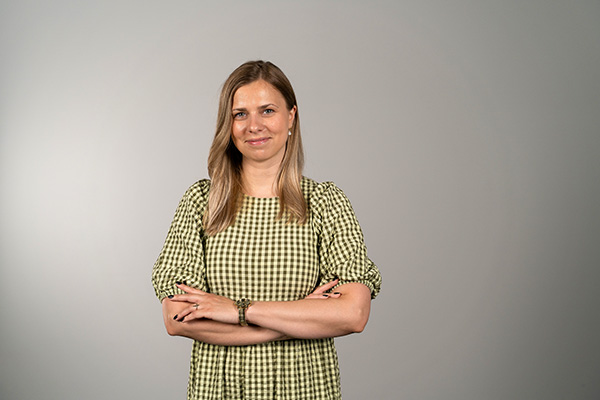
204,60,306,235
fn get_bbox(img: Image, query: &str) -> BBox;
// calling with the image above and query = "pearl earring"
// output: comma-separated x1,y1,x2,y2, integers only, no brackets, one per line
288,130,292,136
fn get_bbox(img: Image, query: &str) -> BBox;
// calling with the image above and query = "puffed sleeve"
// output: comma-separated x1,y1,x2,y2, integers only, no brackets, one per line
151,180,210,302
311,182,382,298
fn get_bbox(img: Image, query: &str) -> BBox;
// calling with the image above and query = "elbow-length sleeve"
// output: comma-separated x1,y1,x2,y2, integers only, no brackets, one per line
151,180,210,302
311,182,382,299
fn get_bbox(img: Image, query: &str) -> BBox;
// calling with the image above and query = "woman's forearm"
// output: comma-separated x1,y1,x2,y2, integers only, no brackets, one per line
245,283,372,339
170,319,288,346
162,299,287,346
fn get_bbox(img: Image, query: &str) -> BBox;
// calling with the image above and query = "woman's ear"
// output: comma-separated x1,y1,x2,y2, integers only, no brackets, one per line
288,105,297,129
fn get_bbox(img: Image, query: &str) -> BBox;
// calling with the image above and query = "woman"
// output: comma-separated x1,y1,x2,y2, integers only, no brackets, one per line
152,60,381,400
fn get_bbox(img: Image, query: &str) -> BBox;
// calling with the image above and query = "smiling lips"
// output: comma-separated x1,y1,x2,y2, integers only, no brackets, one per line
246,137,270,146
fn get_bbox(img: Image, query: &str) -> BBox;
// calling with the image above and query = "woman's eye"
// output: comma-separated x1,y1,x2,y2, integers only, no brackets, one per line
234,112,246,118
263,109,274,115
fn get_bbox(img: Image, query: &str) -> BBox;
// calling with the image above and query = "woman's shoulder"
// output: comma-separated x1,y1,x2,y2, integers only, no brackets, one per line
301,177,348,210
182,179,211,203
301,176,327,198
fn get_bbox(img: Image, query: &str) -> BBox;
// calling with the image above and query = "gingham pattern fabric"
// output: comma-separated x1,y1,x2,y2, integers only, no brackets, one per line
152,177,381,400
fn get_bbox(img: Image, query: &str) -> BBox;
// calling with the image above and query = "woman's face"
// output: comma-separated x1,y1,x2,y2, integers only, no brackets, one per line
231,80,296,167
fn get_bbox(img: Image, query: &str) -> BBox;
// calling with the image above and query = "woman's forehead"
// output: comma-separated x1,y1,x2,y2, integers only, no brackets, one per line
233,80,285,107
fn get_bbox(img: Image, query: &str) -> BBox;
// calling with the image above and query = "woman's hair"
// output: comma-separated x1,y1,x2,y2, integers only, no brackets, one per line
204,60,306,235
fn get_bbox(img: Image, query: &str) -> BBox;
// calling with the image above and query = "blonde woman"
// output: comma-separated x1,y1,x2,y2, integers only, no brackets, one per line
152,60,381,400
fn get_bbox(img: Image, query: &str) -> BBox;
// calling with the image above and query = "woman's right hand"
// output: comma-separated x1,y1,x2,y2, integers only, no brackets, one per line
305,279,341,299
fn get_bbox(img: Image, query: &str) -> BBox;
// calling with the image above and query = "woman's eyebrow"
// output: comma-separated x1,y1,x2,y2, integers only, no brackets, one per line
232,104,279,112
258,103,279,109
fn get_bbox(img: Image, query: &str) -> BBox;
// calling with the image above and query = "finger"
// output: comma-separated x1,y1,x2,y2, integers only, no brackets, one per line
174,305,192,321
305,294,327,300
306,290,342,300
176,304,202,322
180,312,204,323
306,293,330,300
312,279,339,294
169,293,202,303
176,283,206,295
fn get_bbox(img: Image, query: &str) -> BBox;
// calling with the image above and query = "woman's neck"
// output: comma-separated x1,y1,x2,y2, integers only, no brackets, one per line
240,159,280,198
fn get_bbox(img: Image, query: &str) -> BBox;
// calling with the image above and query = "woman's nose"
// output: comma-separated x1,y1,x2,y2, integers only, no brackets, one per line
248,113,264,133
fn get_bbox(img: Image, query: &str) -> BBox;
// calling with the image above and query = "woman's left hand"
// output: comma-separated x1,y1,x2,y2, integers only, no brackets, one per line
305,279,341,300
170,283,238,324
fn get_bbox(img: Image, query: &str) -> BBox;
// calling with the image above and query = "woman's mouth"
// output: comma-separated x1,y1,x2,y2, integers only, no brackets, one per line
246,137,270,146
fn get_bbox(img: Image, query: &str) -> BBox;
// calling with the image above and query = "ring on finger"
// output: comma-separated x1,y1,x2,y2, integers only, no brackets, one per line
194,303,199,309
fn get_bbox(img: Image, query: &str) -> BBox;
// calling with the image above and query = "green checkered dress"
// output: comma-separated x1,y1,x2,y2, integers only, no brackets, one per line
152,177,381,400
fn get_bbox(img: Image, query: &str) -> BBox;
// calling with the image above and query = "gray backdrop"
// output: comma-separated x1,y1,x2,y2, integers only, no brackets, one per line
1,1,599,399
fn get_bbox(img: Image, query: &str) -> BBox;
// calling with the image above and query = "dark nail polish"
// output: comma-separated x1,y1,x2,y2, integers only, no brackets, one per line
175,281,182,285
322,294,328,297
168,295,174,299
334,292,340,295
173,314,178,320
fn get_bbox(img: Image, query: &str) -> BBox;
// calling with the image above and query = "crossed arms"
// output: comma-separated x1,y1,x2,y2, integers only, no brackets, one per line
161,280,372,346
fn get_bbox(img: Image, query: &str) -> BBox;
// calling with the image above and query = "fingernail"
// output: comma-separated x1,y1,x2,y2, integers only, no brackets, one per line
334,292,340,295
168,295,174,299
322,294,328,297
173,314,178,320
175,281,182,285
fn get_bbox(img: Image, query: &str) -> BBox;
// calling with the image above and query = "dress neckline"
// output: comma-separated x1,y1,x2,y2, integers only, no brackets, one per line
243,193,279,201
